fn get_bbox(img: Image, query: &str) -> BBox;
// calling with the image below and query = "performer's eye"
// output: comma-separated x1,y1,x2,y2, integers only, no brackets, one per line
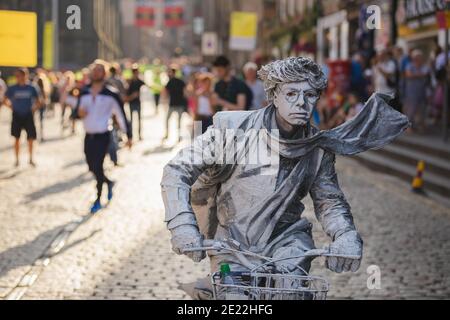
286,91,297,97
305,92,318,101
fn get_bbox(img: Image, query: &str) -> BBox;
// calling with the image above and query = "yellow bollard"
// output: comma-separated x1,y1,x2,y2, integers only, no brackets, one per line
411,160,426,194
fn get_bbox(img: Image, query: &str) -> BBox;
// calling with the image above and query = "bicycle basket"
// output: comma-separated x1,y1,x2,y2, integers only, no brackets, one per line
211,272,329,300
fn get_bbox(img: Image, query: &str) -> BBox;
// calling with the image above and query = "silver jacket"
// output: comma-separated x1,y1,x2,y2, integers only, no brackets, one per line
161,93,410,273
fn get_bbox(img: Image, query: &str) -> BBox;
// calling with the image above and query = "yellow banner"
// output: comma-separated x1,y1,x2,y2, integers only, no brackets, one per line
230,12,257,38
43,22,54,70
0,10,37,67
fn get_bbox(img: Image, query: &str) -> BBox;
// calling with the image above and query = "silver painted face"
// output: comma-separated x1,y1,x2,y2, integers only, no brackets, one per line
274,82,319,127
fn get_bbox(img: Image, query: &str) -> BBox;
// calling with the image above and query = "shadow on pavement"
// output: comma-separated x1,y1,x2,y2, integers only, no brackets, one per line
61,159,85,169
48,229,102,258
0,145,12,153
0,216,96,281
40,135,71,144
0,168,26,181
22,172,91,204
85,228,207,300
142,145,174,156
0,133,72,153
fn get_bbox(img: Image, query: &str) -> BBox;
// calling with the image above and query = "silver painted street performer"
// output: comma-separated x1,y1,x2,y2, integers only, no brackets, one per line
161,57,410,299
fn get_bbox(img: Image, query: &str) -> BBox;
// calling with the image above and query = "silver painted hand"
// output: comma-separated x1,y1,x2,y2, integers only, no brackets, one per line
326,230,363,273
170,225,205,263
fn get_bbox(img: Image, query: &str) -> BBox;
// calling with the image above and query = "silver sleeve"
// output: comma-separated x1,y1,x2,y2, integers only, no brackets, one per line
161,127,223,227
309,151,356,241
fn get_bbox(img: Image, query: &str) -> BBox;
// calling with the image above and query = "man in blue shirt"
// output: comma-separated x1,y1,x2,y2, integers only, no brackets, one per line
4,68,42,167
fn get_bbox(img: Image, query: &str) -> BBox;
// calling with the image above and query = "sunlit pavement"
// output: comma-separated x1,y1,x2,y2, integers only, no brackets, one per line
0,102,449,300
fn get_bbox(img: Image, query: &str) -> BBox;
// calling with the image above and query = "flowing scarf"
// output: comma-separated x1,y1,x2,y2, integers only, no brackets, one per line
262,93,410,158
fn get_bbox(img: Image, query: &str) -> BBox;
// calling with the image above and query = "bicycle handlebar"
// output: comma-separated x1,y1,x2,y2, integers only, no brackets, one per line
203,239,218,247
181,239,361,260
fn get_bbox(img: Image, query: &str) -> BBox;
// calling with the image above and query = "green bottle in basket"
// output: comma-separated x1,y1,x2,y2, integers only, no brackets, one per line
218,263,248,300
220,263,234,285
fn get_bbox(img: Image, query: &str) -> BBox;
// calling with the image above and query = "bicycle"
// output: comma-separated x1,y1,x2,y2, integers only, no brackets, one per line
182,238,360,300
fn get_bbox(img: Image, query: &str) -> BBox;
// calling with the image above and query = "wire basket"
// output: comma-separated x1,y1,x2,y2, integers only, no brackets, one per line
211,272,329,300
181,239,358,301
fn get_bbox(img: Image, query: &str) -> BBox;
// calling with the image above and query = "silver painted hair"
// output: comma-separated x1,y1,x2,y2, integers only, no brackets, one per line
258,57,328,102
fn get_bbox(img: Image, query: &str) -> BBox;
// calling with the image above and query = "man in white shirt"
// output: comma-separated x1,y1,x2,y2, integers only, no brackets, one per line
77,63,132,213
373,49,397,96
435,51,450,71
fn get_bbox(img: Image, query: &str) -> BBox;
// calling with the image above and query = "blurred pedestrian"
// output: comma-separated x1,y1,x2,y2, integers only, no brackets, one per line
150,68,164,115
327,104,347,129
4,68,42,167
34,69,51,142
343,92,365,121
59,71,76,132
151,59,164,114
373,49,397,96
108,117,121,167
65,79,84,135
315,92,329,129
195,73,216,134
243,62,267,110
404,49,431,133
186,71,200,119
108,63,127,100
212,55,253,111
48,72,60,117
107,64,128,165
0,71,6,107
401,48,413,71
76,63,132,214
350,53,368,101
126,64,145,140
435,46,450,72
162,67,187,142
431,47,445,125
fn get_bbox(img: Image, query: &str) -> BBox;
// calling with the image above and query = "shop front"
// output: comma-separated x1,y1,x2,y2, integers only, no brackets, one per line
317,10,350,65
396,0,447,55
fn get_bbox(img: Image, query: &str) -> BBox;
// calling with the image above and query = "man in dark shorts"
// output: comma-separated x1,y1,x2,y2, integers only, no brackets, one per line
4,68,42,167
212,55,253,111
163,67,187,142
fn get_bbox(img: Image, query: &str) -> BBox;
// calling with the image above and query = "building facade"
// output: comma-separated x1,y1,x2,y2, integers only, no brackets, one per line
0,0,123,70
270,0,319,59
0,0,53,68
200,0,271,68
396,0,448,57
58,0,122,69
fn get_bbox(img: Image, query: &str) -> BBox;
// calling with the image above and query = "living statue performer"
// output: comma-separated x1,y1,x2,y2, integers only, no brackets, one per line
161,57,410,299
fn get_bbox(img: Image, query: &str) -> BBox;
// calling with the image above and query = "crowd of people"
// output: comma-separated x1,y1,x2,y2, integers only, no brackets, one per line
0,48,446,212
0,61,145,212
316,45,447,134
0,55,271,214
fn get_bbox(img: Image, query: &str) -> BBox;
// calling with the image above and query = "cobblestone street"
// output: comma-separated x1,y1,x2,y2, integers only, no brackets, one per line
0,103,449,300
